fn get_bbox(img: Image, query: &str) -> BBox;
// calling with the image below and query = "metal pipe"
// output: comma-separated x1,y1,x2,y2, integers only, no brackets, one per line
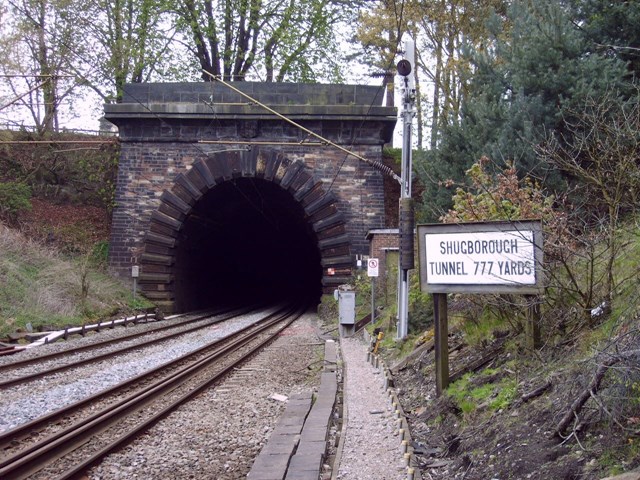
396,34,417,341
198,140,324,146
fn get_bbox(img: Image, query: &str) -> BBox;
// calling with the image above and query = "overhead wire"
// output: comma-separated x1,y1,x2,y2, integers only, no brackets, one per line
201,70,401,183
3,0,416,300
323,0,408,195
1,0,179,119
3,0,406,178
0,79,51,112
3,0,408,226
1,53,286,228
198,80,286,229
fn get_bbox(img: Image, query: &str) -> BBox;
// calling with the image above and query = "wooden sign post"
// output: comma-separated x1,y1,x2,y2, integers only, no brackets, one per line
417,220,544,396
525,294,542,350
433,292,449,394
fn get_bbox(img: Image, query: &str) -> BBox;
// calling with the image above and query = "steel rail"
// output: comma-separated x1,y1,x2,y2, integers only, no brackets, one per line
0,140,116,144
59,306,304,480
0,308,225,371
0,306,256,371
0,305,304,479
0,306,257,388
0,305,281,449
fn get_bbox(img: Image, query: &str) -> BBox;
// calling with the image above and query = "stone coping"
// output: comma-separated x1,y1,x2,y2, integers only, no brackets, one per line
120,82,387,107
104,102,396,122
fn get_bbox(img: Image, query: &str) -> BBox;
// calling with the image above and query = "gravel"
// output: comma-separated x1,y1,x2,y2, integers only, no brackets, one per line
0,309,265,379
0,312,199,367
336,336,407,480
88,313,323,480
0,307,280,433
1,311,415,480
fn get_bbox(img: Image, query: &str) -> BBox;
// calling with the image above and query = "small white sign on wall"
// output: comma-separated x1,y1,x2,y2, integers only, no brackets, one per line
367,258,379,277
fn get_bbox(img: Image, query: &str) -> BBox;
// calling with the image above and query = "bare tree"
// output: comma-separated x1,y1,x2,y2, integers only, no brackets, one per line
415,0,508,149
556,340,640,440
76,0,182,102
0,0,84,132
536,89,640,302
175,0,350,82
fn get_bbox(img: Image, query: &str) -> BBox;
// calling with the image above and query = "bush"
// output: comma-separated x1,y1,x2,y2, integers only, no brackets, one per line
437,155,627,339
438,157,568,335
0,182,32,224
90,241,110,269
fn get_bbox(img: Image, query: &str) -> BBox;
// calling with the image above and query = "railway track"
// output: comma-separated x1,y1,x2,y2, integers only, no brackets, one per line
0,304,304,480
0,306,257,387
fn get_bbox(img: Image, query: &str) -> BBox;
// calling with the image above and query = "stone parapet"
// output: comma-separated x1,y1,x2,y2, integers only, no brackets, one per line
118,82,386,107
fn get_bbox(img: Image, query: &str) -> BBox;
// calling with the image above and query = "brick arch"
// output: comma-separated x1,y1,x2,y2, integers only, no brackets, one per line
137,148,352,312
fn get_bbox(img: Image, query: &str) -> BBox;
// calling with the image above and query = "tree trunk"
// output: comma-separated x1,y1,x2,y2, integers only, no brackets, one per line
430,24,443,149
36,0,57,132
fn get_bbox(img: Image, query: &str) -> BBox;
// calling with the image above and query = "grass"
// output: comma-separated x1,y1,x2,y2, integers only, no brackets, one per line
610,226,640,323
0,223,154,338
341,214,640,478
446,368,518,418
598,438,640,476
567,221,640,355
364,310,423,360
455,310,506,346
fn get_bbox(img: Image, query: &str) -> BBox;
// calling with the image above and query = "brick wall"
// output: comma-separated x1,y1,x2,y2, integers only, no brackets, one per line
106,82,397,297
367,229,400,289
108,141,388,276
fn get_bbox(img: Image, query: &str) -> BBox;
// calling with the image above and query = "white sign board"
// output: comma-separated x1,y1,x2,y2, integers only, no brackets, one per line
417,221,543,294
367,258,379,277
424,230,535,285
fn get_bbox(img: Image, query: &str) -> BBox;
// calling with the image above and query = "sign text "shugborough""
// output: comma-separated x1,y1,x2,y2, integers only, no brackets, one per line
425,230,535,286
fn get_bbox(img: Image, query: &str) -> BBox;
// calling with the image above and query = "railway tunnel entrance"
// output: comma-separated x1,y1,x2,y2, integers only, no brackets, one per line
173,177,322,311
138,148,352,313
105,81,397,313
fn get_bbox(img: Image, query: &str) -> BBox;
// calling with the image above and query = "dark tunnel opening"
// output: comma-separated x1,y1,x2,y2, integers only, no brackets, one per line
173,177,323,311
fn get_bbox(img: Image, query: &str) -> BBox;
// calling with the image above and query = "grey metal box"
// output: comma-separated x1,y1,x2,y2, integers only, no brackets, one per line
338,291,355,325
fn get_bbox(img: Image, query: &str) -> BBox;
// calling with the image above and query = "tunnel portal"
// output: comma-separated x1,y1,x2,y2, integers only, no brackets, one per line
174,177,322,311
105,82,397,313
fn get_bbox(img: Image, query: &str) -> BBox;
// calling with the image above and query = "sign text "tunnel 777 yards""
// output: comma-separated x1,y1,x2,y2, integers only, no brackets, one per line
417,220,544,295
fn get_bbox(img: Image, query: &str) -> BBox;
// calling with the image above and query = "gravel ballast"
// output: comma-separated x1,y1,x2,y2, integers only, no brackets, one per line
88,313,323,480
0,307,279,433
1,311,417,479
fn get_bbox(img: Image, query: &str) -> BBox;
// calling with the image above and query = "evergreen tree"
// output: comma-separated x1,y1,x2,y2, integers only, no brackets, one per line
572,0,640,83
416,0,629,222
